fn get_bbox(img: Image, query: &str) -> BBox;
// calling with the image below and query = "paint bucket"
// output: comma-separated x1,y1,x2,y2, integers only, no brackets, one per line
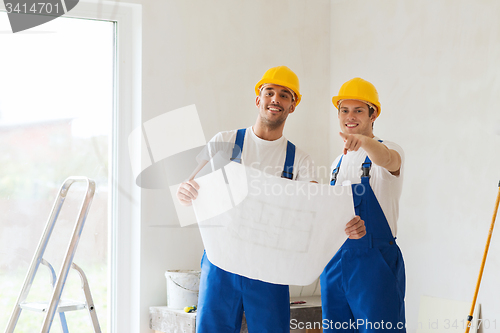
165,270,201,309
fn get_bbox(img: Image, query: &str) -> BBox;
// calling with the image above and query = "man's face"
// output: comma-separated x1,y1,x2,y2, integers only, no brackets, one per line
255,84,296,130
338,99,376,137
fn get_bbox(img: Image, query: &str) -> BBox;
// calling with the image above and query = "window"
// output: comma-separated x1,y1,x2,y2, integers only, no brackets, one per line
0,13,114,332
1,3,141,331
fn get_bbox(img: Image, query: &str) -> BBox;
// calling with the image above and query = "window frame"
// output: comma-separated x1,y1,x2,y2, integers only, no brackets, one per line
60,2,143,332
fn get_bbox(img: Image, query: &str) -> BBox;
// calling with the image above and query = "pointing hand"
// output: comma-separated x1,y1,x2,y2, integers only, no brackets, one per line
339,132,364,155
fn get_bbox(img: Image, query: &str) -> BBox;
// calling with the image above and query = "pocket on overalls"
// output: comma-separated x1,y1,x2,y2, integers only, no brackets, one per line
375,246,404,297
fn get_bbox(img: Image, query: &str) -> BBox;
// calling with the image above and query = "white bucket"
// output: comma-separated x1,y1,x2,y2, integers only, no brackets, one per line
165,270,201,309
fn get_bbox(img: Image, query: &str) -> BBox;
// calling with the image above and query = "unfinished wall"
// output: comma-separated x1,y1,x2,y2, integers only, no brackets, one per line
330,1,500,332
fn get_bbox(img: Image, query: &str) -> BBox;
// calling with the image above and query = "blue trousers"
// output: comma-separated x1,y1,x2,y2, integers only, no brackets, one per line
320,238,406,332
196,252,290,333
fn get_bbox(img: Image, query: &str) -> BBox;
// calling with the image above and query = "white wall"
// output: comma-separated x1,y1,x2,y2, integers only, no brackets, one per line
118,1,500,332
330,1,500,332
129,1,332,332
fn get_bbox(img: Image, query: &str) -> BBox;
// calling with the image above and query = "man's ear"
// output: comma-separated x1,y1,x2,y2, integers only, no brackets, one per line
255,95,261,107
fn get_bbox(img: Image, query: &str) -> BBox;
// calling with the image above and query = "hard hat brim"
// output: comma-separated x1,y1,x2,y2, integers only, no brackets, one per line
332,95,381,117
255,79,302,106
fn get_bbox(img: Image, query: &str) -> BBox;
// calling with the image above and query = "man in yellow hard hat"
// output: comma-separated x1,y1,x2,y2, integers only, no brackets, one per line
176,67,367,333
320,78,406,332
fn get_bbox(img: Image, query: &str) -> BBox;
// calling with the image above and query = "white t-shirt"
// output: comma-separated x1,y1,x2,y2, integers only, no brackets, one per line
331,136,404,236
198,126,316,182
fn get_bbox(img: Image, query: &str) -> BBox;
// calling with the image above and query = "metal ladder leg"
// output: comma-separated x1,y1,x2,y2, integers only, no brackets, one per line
40,260,101,332
72,263,102,333
5,178,73,332
40,259,70,333
58,313,70,333
4,177,97,333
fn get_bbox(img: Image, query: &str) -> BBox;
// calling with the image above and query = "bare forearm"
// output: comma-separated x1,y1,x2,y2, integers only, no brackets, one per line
340,132,401,173
187,160,209,180
361,136,401,173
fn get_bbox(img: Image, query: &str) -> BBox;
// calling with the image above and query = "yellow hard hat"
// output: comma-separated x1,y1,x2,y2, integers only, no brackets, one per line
332,78,381,117
255,66,302,106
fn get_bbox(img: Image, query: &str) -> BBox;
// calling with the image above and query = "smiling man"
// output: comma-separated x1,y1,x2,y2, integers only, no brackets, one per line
320,78,406,332
176,67,366,333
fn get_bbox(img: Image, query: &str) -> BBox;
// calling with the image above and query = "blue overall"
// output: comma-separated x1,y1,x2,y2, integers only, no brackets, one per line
320,153,406,332
196,128,296,333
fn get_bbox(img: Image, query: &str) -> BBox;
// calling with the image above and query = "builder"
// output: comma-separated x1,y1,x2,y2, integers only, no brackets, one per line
177,66,366,333
320,78,406,332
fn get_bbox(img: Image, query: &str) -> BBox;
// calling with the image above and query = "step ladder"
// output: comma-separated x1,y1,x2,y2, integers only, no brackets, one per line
5,177,102,333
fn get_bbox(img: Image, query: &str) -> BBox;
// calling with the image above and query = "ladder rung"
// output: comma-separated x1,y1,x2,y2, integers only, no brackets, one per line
20,300,87,313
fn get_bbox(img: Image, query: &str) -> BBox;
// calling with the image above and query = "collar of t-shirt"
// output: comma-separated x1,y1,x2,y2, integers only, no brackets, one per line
248,126,286,147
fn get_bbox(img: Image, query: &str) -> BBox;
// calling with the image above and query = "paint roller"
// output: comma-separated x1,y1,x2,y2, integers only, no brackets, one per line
464,180,500,333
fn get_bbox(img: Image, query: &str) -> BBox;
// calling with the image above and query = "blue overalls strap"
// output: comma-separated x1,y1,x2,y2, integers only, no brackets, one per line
230,128,246,163
281,141,295,180
361,140,383,179
361,156,372,179
330,155,343,186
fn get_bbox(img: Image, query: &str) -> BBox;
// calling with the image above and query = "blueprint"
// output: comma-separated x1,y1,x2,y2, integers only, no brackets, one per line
192,162,354,286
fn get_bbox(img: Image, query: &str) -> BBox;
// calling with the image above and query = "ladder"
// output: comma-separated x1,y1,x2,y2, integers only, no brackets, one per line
5,177,102,333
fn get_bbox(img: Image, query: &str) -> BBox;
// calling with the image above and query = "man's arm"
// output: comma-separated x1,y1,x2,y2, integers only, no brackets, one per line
339,132,401,175
176,160,208,206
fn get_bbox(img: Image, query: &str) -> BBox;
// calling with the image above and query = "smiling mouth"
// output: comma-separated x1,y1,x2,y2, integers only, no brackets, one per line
346,123,358,128
268,105,283,113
